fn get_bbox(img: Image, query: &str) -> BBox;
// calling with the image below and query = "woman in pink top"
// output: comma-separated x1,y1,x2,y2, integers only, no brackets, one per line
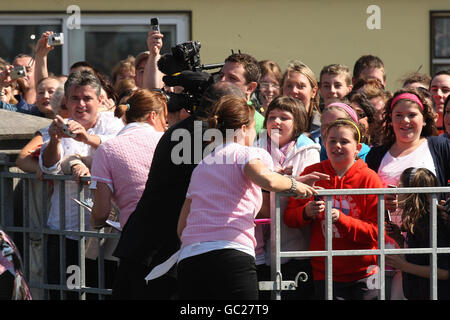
90,89,167,229
176,95,319,300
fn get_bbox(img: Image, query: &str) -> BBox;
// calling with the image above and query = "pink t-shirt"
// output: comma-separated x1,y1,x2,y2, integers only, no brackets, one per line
181,142,274,250
91,123,163,228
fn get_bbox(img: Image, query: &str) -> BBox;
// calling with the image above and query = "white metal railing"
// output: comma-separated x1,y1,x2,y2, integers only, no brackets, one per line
0,164,119,300
268,187,450,300
2,160,449,300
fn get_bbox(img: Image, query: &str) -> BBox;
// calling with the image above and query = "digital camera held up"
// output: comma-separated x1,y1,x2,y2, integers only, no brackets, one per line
48,33,64,46
10,66,27,80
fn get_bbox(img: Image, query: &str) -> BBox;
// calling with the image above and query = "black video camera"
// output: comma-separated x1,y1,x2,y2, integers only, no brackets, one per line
157,41,224,113
158,41,202,75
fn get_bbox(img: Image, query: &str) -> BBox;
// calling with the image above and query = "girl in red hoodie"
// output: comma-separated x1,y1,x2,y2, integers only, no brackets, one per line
284,119,383,300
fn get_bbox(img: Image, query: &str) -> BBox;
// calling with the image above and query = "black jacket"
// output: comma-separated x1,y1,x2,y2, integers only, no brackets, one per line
366,136,450,191
113,116,209,269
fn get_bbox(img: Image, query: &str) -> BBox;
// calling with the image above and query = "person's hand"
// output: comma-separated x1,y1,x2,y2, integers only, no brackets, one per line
35,31,55,57
385,221,402,237
331,208,340,223
147,30,164,56
385,254,406,270
296,171,330,187
71,163,90,185
304,199,324,220
385,194,398,212
0,65,14,89
277,166,293,176
48,116,66,142
64,119,91,144
294,181,318,199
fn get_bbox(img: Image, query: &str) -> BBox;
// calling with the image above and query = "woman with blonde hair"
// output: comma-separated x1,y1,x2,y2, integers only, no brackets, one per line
281,60,320,133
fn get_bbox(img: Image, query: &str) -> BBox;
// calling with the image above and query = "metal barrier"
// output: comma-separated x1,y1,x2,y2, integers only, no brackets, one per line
267,187,450,300
1,160,450,300
0,162,119,300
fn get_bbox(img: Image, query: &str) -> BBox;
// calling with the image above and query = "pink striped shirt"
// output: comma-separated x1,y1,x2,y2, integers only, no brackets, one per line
181,142,274,250
91,123,163,228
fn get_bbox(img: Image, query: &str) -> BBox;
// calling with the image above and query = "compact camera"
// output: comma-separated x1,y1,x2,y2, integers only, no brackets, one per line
62,123,76,138
48,33,64,46
10,66,27,80
150,18,160,32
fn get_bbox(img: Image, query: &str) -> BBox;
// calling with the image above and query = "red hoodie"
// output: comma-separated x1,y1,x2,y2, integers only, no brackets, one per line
284,159,383,282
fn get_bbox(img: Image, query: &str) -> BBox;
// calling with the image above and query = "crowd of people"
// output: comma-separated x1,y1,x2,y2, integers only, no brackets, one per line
0,27,449,301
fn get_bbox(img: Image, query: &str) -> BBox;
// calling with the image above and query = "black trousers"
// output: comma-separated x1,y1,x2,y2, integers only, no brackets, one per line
177,249,258,300
112,258,177,300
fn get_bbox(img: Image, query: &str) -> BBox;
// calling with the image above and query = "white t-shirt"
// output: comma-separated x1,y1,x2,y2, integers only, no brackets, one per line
378,139,436,187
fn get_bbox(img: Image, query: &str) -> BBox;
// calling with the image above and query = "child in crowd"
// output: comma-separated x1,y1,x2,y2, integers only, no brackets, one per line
176,95,318,300
346,91,376,146
385,167,450,300
284,119,383,300
352,54,386,87
255,95,323,299
401,72,431,90
319,64,353,107
319,101,371,161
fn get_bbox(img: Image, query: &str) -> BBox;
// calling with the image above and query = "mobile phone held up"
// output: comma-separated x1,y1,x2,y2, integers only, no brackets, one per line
150,18,160,32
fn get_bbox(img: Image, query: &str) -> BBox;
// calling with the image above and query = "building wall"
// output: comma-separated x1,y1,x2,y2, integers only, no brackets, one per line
2,0,450,90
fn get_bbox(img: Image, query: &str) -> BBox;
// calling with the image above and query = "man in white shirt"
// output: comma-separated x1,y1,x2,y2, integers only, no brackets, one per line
39,70,124,299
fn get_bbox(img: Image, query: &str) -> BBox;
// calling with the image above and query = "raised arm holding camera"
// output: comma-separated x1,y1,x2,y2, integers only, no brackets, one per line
33,31,57,88
0,64,46,117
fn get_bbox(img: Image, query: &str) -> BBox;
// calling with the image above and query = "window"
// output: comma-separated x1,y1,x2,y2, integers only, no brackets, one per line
430,11,450,75
0,12,190,76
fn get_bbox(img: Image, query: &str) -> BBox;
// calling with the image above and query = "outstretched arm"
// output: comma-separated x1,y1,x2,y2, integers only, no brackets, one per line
34,31,55,87
244,159,318,198
386,254,449,280
143,31,165,90
91,182,113,229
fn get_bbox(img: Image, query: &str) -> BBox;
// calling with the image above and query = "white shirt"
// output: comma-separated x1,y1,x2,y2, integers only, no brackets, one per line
39,112,124,238
378,139,436,187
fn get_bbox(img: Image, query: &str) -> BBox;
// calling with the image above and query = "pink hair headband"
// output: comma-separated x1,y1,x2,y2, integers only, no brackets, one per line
326,102,359,123
390,93,424,110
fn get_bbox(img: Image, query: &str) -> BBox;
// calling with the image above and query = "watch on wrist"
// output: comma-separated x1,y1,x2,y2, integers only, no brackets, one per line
288,176,297,194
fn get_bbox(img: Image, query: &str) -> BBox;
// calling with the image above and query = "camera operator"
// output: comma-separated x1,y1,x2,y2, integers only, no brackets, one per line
218,53,265,134
166,98,191,128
